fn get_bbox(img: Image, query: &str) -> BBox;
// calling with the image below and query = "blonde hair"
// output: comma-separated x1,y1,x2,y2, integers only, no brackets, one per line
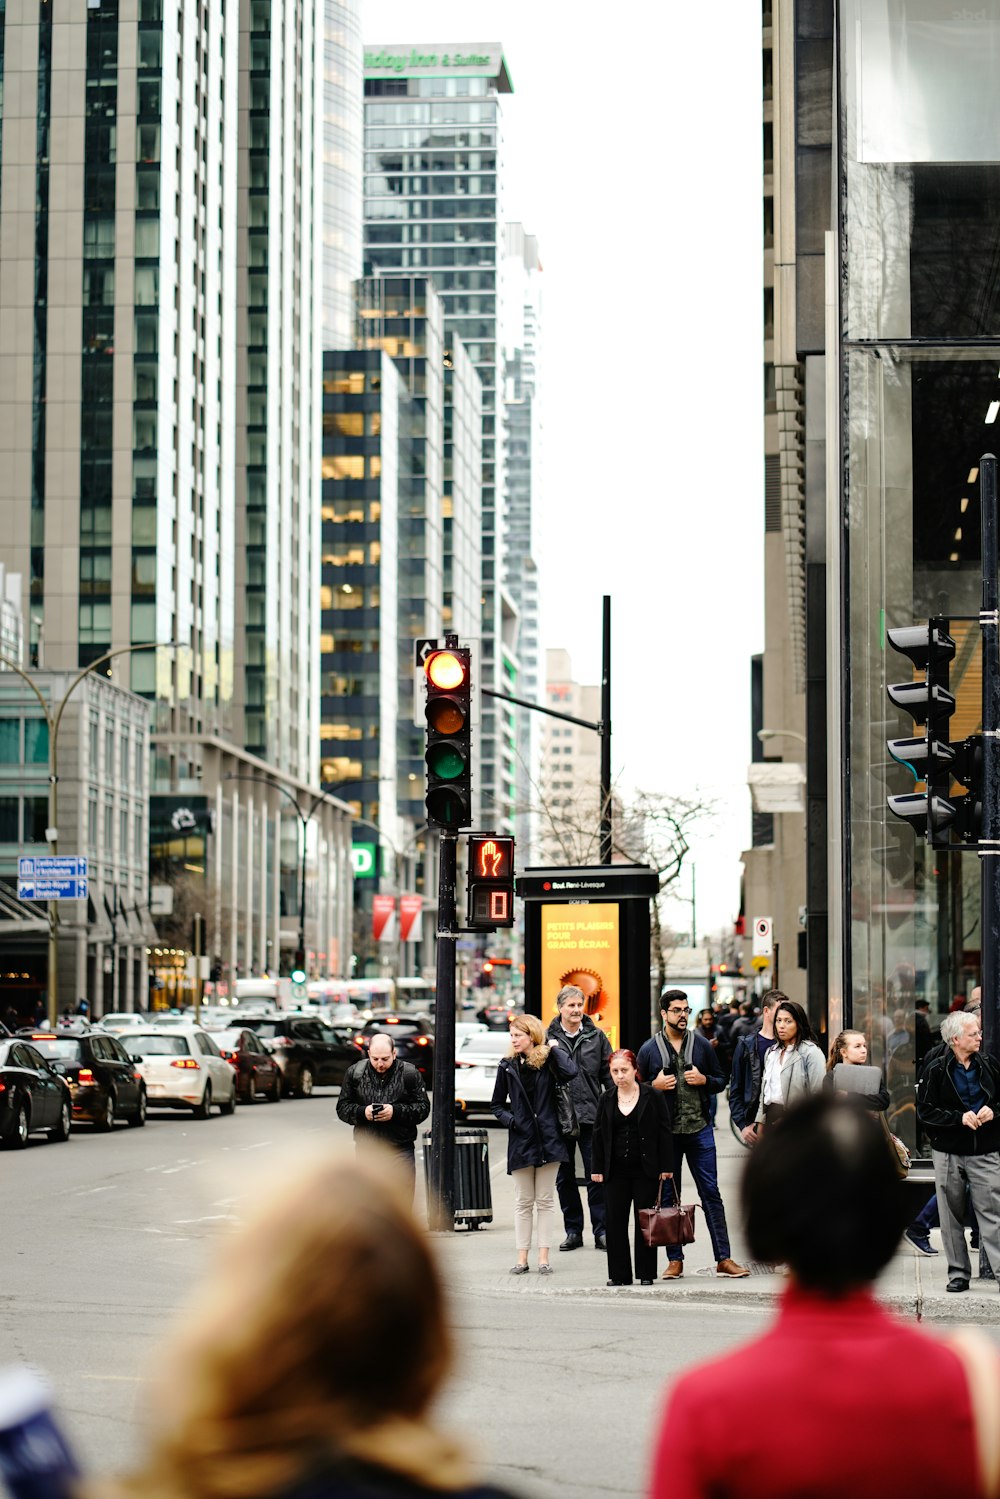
508,1011,551,1069
98,1149,472,1499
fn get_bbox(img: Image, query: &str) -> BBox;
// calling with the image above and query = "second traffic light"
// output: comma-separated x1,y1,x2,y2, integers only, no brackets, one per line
467,834,515,929
424,645,473,829
885,619,981,845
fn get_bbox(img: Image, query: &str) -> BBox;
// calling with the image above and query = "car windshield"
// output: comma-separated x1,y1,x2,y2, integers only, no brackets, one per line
126,1034,189,1056
23,1038,82,1061
250,1022,280,1039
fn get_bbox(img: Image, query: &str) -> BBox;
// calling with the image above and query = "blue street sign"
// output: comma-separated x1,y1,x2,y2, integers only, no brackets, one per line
17,857,89,902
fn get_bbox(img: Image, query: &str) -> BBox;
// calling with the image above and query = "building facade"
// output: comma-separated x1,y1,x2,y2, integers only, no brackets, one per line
322,0,364,349
362,43,517,831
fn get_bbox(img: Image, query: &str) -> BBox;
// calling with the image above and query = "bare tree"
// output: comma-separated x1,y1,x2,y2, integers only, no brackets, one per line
153,869,233,969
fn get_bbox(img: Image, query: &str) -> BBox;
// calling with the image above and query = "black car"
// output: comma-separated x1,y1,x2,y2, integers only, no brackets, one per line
214,1027,282,1103
235,1014,359,1096
0,1039,72,1149
353,1013,434,1081
25,1030,147,1130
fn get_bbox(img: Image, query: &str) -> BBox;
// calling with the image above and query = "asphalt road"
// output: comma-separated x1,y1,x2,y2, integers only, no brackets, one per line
0,1090,767,1499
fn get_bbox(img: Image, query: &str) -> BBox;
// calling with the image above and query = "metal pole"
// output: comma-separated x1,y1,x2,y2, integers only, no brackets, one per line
774,940,781,990
600,594,612,864
980,453,1000,1062
298,814,308,973
428,831,458,1230
690,864,696,948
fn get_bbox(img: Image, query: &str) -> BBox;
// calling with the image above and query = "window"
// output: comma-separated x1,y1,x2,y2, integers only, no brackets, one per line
25,796,48,843
88,794,98,848
105,725,114,771
119,809,128,859
120,736,129,783
0,720,18,763
0,797,17,841
104,798,114,851
24,720,48,765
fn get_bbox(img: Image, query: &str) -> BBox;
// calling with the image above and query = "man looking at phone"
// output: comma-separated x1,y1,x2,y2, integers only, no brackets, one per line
336,1032,430,1197
637,989,748,1280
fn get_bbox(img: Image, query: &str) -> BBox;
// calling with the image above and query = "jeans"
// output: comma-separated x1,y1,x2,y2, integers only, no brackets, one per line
357,1136,415,1203
667,1124,732,1263
556,1123,606,1238
604,1166,659,1283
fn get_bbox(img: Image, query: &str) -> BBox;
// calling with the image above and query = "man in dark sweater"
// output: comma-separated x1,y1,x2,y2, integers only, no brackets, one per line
916,1009,1000,1292
336,1033,430,1198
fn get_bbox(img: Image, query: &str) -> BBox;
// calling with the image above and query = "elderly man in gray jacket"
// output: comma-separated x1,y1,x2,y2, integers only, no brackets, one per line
546,984,612,1251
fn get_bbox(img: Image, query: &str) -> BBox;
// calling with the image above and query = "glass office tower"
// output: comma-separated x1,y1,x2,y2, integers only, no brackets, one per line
362,44,515,830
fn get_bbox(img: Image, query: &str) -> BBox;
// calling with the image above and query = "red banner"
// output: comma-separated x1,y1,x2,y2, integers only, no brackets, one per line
399,894,423,943
372,894,396,942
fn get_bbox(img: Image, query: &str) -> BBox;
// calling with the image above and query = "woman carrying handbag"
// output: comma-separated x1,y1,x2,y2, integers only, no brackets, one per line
591,1049,674,1286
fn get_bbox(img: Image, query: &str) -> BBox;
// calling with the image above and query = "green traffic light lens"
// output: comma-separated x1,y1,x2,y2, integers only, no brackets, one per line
426,742,467,780
291,969,306,984
426,786,469,825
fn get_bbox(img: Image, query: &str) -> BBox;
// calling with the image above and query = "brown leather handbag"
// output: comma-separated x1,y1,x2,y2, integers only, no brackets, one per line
639,1179,697,1248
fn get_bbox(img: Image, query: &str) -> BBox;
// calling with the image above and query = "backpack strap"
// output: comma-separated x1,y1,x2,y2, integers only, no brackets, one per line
654,1032,671,1072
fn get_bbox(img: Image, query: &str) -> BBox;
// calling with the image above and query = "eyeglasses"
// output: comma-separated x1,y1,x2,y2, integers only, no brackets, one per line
666,1007,690,1016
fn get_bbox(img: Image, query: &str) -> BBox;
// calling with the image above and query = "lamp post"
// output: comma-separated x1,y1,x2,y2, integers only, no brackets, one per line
0,640,179,1025
223,773,346,977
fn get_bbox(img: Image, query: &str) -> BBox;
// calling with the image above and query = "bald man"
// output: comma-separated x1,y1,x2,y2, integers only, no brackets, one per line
337,1032,430,1196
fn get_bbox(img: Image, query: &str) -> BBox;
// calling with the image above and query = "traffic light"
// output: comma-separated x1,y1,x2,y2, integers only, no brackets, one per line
467,834,515,928
424,645,472,829
885,619,981,845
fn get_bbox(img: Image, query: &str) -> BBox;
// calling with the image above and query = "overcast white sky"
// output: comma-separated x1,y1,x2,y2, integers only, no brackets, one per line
365,1,765,940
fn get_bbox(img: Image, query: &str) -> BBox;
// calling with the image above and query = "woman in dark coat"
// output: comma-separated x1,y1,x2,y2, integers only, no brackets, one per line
591,1049,674,1286
491,1012,578,1275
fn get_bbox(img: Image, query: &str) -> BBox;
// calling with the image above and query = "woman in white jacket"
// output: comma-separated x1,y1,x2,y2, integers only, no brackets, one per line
758,999,825,1127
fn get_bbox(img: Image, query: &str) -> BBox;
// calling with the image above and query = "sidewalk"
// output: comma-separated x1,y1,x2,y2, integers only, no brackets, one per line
423,1101,1000,1324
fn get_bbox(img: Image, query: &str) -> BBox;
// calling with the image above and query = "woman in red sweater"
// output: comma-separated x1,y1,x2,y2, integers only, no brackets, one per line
649,1093,996,1499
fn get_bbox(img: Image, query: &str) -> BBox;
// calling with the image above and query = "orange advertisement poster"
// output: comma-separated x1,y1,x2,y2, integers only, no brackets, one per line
540,902,621,1050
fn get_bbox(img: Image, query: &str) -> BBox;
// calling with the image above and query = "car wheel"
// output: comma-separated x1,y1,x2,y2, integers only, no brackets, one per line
218,1080,236,1116
48,1098,71,1143
128,1088,147,1128
267,1072,281,1102
2,1097,29,1150
298,1066,314,1098
192,1083,212,1120
95,1091,116,1132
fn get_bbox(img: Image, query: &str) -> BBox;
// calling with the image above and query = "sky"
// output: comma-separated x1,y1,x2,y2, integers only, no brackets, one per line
364,1,765,941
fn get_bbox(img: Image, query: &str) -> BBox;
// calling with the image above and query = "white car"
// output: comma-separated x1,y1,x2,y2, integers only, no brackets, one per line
454,1031,510,1116
455,1021,488,1046
121,1027,238,1117
98,1012,153,1035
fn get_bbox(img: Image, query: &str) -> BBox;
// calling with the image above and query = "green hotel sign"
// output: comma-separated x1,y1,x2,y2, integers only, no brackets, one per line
364,45,500,78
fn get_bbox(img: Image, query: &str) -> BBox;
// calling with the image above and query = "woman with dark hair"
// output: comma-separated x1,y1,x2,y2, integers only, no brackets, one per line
591,1049,673,1286
756,999,824,1126
824,1029,890,1111
649,1094,998,1498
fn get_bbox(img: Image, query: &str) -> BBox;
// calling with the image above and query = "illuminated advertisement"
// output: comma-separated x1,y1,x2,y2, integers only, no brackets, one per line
540,902,621,1050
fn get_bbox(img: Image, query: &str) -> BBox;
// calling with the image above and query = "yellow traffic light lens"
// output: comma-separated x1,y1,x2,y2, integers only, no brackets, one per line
426,697,465,734
426,650,465,690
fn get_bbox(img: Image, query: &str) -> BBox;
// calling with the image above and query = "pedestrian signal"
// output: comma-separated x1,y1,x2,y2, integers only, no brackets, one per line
467,834,515,929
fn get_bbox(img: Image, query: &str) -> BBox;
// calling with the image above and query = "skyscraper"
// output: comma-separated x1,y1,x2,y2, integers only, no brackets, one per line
322,0,364,348
362,43,515,830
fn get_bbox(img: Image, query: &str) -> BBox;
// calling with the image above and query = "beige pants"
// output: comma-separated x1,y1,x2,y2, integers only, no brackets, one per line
512,1162,560,1252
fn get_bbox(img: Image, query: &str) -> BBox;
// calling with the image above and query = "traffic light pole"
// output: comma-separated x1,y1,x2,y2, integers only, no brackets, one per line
427,830,458,1230
980,453,1000,1060
600,594,612,864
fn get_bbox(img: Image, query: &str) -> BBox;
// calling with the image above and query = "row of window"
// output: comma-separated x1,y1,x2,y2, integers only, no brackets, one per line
366,152,497,173
366,102,498,126
364,128,497,150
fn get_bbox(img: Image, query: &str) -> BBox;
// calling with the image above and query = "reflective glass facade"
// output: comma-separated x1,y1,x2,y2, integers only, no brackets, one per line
322,0,363,347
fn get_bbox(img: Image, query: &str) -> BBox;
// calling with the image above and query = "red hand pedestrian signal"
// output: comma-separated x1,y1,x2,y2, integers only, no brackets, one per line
477,839,507,878
467,835,515,930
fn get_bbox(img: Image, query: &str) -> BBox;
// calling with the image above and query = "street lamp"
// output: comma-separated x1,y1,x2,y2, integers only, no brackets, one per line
223,773,350,978
757,728,807,749
0,639,180,1025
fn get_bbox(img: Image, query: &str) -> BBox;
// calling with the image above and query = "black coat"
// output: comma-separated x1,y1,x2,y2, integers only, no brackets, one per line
336,1058,430,1145
491,1043,578,1173
917,1048,1000,1154
545,1014,612,1125
591,1083,674,1181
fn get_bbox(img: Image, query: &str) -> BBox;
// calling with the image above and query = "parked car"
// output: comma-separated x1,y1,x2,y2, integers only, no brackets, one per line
454,1031,510,1117
235,1014,358,1096
96,1012,154,1035
0,1038,72,1149
214,1027,282,1103
352,1013,434,1082
123,1027,238,1117
455,1021,489,1045
26,1030,147,1130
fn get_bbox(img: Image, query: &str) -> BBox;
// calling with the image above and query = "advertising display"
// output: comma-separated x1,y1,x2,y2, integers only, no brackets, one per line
540,902,621,1049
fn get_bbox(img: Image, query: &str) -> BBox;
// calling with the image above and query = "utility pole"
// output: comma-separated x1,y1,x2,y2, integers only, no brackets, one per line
980,453,1000,1059
600,595,612,864
428,830,458,1229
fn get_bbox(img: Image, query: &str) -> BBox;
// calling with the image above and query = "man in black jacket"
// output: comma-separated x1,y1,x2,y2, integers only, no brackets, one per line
546,985,612,1252
916,1009,1000,1292
728,989,782,1143
636,989,748,1279
336,1033,430,1198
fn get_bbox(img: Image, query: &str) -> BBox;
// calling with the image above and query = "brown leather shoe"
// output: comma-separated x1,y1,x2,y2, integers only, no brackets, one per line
661,1260,684,1279
716,1258,750,1278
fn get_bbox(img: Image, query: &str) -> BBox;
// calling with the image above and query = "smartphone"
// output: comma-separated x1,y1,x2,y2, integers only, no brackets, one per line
371,1103,383,1116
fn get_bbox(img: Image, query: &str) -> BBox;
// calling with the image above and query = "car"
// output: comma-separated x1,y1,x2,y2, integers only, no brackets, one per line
453,1031,510,1117
96,1012,154,1035
234,1013,359,1096
353,1013,434,1081
123,1027,238,1117
214,1027,282,1103
477,1004,522,1031
0,1038,72,1149
455,1021,488,1045
26,1030,147,1130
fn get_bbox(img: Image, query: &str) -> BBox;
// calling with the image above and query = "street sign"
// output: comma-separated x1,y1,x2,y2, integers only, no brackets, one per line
18,856,88,902
351,843,377,879
751,916,773,959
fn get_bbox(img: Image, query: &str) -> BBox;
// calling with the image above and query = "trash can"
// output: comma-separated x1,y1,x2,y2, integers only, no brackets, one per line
423,1127,493,1229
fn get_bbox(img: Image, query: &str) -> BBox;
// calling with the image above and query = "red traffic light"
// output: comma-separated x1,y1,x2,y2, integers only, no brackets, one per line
425,650,466,691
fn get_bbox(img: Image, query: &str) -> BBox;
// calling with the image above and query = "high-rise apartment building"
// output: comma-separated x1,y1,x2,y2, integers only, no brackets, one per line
362,43,516,830
0,0,354,988
322,0,364,348
502,223,542,859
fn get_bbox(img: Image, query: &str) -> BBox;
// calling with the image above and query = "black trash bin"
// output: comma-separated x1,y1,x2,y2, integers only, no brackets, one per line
423,1127,493,1229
